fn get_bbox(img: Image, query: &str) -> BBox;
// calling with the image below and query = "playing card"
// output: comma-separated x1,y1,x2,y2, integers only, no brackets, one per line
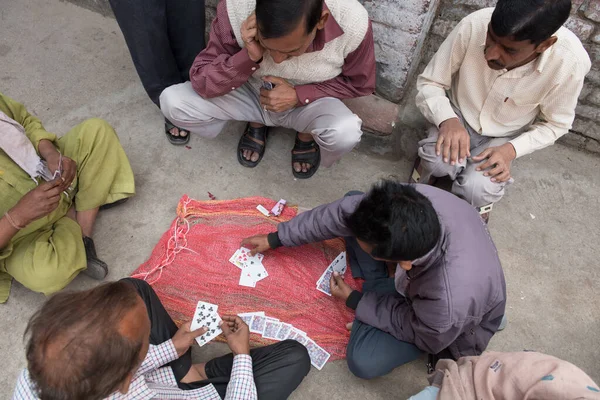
329,252,347,274
245,262,268,282
316,266,334,296
262,318,282,340
229,249,245,269
238,311,265,326
196,313,223,347
239,270,257,287
296,335,309,346
275,323,293,341
305,339,331,370
285,327,306,340
249,315,267,334
191,301,219,331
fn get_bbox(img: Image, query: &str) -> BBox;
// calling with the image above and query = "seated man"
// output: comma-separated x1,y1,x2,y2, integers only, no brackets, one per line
14,278,311,399
0,92,135,303
243,180,506,379
415,0,590,218
160,0,375,179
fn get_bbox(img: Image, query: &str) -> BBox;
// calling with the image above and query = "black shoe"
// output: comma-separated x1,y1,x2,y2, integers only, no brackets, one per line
82,236,108,280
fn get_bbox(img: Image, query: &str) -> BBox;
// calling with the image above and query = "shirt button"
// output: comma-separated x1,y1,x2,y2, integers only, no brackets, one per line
251,67,256,71
305,99,310,104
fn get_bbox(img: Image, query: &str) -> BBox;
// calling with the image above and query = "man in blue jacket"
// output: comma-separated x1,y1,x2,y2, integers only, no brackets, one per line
243,180,506,379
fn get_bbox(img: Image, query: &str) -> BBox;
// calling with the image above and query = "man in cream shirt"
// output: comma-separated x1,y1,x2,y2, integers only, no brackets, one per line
415,0,590,219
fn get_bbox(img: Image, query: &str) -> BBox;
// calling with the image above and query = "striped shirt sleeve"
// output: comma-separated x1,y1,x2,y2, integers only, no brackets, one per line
136,340,179,376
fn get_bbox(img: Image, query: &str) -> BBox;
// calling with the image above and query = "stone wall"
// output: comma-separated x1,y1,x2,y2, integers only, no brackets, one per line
419,0,600,152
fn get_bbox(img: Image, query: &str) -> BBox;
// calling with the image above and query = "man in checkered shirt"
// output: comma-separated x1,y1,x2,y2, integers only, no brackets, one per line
13,278,310,399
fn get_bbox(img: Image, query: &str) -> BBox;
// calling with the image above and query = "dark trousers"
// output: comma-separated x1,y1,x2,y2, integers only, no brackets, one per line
108,0,206,107
342,193,423,379
122,278,311,400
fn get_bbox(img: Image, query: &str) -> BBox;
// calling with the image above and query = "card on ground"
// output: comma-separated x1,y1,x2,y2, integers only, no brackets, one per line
249,315,267,334
286,327,306,340
305,339,331,370
295,335,309,346
275,323,293,341
239,270,257,287
245,262,268,282
262,318,283,340
238,312,265,326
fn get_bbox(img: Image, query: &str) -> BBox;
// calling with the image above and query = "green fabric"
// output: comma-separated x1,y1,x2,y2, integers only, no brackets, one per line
0,93,135,303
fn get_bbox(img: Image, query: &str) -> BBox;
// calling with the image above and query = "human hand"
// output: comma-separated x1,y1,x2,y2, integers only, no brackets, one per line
220,315,251,356
9,179,63,227
472,143,516,183
260,77,297,113
241,12,264,63
39,139,76,192
437,118,470,165
330,272,353,301
240,234,271,256
172,321,208,357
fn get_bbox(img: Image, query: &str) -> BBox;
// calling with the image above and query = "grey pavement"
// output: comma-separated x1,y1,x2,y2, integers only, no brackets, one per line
1,0,599,399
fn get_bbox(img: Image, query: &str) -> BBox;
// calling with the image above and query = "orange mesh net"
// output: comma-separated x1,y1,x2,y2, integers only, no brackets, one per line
132,195,362,361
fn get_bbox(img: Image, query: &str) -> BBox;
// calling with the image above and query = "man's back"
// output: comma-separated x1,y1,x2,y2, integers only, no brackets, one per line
410,185,506,357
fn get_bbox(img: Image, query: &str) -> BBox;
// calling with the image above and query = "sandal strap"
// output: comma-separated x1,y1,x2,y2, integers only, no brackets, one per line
239,125,267,153
291,136,320,164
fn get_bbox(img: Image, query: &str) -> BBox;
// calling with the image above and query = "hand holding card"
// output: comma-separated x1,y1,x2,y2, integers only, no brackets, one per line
172,321,208,356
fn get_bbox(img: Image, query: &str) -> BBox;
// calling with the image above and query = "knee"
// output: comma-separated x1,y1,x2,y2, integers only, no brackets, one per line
280,340,311,375
160,85,188,122
346,340,385,380
456,170,502,207
328,114,363,150
78,118,117,141
22,262,84,295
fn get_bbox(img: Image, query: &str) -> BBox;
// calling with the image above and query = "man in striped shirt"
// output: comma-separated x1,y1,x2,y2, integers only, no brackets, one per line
13,278,310,399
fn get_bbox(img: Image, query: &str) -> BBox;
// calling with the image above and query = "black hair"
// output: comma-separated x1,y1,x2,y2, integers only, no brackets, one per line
256,0,324,39
491,0,571,45
346,180,441,261
25,281,144,400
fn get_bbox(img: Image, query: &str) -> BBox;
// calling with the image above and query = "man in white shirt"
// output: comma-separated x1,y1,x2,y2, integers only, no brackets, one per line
415,0,590,218
13,278,310,400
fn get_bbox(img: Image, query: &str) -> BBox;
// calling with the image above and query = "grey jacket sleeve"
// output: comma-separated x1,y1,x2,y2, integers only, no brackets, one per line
355,292,464,355
276,194,365,247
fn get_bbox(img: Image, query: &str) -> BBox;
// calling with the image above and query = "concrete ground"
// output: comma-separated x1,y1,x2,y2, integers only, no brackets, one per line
1,0,599,398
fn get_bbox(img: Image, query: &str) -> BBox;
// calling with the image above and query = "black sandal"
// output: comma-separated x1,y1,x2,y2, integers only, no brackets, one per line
165,118,190,145
237,123,268,168
291,134,321,179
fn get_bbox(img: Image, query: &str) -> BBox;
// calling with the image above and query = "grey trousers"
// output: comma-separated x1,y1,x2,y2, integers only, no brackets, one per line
417,112,516,208
160,82,363,167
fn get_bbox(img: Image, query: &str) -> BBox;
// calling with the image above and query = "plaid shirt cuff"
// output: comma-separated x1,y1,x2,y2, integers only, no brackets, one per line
225,354,257,400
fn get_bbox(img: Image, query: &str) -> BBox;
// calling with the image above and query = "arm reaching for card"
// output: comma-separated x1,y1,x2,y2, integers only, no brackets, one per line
242,194,365,255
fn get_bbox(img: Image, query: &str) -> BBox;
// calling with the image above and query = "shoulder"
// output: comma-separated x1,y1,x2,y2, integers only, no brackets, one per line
459,8,494,33
549,27,592,78
14,369,38,398
325,0,369,43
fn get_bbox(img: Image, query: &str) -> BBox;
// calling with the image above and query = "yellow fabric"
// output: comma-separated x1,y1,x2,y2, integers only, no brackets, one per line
0,93,135,302
416,8,591,158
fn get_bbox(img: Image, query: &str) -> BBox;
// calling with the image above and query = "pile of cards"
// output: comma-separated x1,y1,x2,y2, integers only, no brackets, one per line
239,311,331,370
316,252,347,296
191,300,223,347
229,247,269,288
